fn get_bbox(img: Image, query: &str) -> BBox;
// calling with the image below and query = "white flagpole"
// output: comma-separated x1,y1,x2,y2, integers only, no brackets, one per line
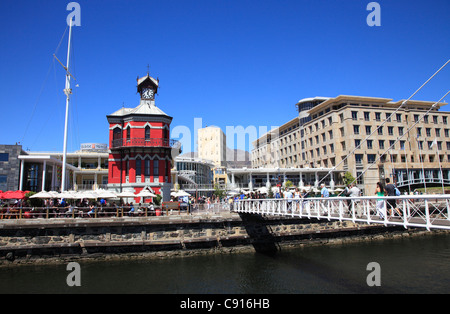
61,19,73,192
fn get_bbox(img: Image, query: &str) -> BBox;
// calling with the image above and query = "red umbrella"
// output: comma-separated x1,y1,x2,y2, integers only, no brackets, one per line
1,190,27,199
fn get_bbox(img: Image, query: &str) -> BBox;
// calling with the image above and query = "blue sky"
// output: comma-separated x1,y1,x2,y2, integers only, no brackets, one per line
1,0,449,153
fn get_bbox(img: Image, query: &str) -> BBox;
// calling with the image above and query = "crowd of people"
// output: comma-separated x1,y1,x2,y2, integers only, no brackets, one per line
1,180,409,220
232,180,407,220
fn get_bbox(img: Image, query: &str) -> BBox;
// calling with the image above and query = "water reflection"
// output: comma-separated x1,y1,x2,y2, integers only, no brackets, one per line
0,233,449,294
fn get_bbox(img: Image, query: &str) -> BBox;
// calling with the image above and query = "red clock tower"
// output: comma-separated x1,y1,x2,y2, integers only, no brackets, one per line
106,73,176,202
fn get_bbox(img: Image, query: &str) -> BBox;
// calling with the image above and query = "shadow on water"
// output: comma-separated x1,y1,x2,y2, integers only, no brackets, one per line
238,213,411,293
238,213,280,256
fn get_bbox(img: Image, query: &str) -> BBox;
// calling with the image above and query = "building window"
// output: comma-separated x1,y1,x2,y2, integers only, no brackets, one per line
355,154,363,165
353,125,360,135
113,128,122,142
153,160,159,176
0,153,9,162
378,126,383,135
375,112,381,121
436,128,441,137
365,126,371,135
388,126,394,136
0,175,7,191
136,157,141,176
389,140,395,149
364,112,370,121
368,154,376,163
379,140,385,149
352,111,358,120
367,140,373,149
145,126,150,140
144,158,150,176
126,127,131,142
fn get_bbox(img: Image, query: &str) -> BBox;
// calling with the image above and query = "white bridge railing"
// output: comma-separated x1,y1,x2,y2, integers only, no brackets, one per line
233,195,450,231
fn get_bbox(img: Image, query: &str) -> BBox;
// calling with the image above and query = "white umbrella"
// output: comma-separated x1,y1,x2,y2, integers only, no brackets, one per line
174,190,190,197
136,189,157,197
95,189,117,198
257,187,268,194
57,190,78,199
78,190,98,199
116,191,136,198
29,191,54,198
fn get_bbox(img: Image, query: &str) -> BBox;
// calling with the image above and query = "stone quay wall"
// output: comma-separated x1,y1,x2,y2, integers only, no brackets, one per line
0,213,434,266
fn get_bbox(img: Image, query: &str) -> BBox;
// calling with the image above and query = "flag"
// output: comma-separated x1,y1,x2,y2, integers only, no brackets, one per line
430,139,437,148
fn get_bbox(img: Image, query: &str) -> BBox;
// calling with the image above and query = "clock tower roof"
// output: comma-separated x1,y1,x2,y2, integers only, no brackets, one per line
137,74,159,94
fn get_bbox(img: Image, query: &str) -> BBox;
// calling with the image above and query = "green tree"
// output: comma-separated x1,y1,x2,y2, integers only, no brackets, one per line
343,171,356,186
213,184,226,199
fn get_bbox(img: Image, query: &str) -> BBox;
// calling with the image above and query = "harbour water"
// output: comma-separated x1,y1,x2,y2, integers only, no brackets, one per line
1,232,449,294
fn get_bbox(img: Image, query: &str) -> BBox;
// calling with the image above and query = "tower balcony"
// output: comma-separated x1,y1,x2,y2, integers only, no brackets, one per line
111,137,178,149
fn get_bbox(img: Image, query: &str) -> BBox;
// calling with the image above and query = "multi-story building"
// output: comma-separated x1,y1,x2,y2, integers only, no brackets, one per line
198,126,226,168
172,155,214,197
106,73,176,202
0,144,25,192
252,95,450,194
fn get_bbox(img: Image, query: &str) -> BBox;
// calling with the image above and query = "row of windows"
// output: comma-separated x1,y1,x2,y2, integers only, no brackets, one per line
112,126,169,140
281,152,450,169
351,111,448,124
124,159,169,177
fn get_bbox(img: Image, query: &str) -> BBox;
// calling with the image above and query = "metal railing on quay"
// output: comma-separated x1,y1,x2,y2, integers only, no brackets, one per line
0,203,233,220
233,195,450,230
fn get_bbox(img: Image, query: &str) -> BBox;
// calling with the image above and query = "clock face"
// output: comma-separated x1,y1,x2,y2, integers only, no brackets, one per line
142,88,154,99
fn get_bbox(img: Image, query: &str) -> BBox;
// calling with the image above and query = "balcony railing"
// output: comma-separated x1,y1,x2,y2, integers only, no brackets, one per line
111,138,177,149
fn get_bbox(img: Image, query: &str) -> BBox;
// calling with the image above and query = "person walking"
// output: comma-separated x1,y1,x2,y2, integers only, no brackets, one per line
320,183,329,198
384,178,401,216
375,182,385,219
348,184,362,217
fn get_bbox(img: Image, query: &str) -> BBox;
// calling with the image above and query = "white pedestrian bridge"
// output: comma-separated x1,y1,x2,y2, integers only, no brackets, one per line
233,195,450,231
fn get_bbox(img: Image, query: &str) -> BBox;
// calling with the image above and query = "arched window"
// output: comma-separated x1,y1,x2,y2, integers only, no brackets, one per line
113,128,122,140
145,126,150,140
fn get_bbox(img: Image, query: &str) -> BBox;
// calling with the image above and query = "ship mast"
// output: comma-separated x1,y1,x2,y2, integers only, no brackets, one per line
61,19,73,192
